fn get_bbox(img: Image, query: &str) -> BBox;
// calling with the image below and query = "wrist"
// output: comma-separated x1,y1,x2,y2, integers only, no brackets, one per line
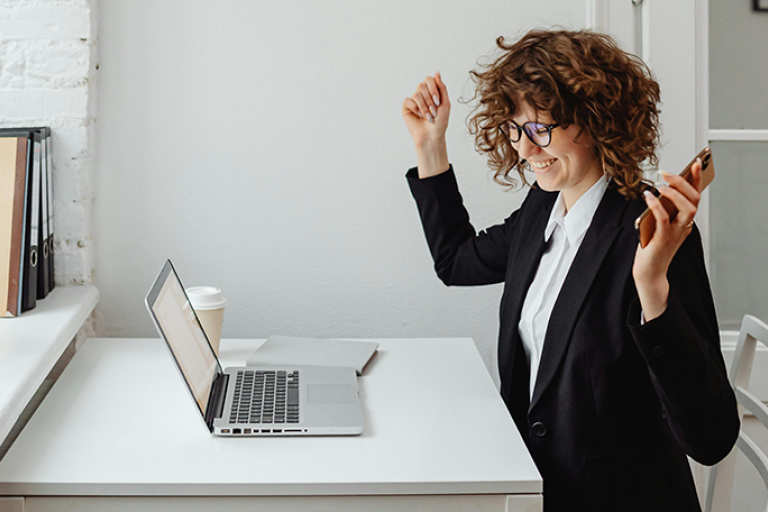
414,136,448,157
415,138,449,179
635,276,669,322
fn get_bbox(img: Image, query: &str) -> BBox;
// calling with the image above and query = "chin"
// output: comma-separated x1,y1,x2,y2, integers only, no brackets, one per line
534,177,560,193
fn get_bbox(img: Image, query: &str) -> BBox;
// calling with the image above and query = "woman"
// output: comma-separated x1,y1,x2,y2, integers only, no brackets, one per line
401,29,738,511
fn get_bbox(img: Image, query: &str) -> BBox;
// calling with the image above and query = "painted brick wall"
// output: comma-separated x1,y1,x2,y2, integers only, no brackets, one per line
0,0,97,285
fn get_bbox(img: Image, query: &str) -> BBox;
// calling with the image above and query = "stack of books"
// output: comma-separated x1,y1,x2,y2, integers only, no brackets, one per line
0,127,55,317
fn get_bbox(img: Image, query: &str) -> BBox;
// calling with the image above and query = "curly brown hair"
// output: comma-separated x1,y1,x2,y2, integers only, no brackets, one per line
467,29,661,199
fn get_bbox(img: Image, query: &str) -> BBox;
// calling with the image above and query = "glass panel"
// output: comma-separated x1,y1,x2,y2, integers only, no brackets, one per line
709,141,768,330
709,0,768,129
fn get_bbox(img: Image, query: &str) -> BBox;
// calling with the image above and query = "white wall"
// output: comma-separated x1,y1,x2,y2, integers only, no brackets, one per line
94,0,588,381
0,0,97,285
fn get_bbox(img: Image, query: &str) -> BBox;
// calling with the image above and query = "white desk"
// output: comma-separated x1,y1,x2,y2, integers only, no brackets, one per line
0,338,542,512
0,285,99,450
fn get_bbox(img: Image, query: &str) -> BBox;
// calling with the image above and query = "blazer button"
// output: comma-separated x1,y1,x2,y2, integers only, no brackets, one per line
652,345,665,357
531,421,547,437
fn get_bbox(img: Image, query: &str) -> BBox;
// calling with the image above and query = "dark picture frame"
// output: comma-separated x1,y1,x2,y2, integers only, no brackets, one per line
755,0,768,12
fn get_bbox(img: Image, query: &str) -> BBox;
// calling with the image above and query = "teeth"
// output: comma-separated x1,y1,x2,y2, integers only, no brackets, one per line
530,158,557,169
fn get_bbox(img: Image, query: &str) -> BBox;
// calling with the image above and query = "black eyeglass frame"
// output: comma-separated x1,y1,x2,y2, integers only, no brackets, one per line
499,120,561,148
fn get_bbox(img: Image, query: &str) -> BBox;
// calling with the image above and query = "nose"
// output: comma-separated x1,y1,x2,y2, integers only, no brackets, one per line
515,133,541,162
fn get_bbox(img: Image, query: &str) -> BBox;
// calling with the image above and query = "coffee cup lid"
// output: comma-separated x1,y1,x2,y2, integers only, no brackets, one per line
185,286,228,310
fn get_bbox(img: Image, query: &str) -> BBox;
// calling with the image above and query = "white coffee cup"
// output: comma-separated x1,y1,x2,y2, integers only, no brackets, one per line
185,286,228,355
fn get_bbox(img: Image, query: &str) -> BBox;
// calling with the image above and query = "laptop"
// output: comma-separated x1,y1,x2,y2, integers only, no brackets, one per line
145,259,365,436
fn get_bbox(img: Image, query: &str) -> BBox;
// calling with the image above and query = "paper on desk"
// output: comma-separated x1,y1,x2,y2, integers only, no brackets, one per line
246,335,378,375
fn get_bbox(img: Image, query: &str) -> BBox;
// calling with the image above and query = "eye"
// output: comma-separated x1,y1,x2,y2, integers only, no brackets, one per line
500,122,521,140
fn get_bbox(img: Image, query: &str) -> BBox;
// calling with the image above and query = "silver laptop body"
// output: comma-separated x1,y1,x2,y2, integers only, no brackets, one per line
145,259,365,436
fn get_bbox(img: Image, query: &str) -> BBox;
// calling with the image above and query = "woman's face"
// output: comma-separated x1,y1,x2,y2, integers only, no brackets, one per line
510,102,603,210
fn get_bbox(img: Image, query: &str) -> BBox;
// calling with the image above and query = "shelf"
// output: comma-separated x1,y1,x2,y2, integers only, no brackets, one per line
0,285,99,447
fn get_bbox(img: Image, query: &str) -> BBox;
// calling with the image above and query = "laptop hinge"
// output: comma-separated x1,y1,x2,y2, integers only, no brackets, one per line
204,372,229,431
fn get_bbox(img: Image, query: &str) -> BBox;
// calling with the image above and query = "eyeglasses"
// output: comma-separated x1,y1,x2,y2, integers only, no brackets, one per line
499,120,560,148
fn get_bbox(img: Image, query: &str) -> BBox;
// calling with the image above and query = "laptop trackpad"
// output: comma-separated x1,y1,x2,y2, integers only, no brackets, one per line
307,385,356,405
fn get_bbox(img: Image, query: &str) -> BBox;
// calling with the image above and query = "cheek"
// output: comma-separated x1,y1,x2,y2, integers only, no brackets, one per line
564,147,593,168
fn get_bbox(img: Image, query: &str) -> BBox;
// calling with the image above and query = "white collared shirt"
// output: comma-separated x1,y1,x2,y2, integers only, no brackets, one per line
518,175,610,399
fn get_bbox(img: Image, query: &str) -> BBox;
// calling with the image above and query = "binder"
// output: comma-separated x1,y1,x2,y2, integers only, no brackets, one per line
0,133,31,317
0,127,53,312
45,128,54,292
21,130,41,312
34,127,51,299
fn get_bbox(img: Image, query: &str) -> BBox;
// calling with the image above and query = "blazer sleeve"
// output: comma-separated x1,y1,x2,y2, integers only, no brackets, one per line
627,224,740,466
407,165,519,286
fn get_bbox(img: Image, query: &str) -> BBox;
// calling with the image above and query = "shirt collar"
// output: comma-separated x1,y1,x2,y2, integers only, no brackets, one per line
544,175,610,244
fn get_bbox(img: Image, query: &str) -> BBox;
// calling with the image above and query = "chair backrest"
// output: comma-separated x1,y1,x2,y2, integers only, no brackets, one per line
705,314,768,512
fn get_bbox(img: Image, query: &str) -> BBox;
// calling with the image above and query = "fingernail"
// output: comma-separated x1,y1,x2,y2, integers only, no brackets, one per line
659,171,671,177
417,111,423,119
427,113,434,123
644,190,653,199
433,95,440,106
430,106,437,117
696,157,702,165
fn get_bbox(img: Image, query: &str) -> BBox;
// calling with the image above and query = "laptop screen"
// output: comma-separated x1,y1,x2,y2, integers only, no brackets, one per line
146,260,221,418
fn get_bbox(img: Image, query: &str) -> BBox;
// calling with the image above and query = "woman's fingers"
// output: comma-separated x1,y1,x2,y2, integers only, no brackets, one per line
424,76,440,109
417,82,437,122
660,161,702,205
402,97,422,119
644,190,669,228
657,185,696,227
405,74,445,123
411,89,432,122
654,158,703,229
435,71,449,107
690,158,703,193
402,72,450,148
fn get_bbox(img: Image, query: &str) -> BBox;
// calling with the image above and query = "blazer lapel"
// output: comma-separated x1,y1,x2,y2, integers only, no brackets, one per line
528,186,628,411
498,195,555,403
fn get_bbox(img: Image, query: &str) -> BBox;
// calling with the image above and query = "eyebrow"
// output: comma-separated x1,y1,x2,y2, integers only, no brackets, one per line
510,111,551,124
510,119,550,126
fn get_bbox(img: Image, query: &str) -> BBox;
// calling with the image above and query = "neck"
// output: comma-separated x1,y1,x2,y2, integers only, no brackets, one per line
562,168,604,213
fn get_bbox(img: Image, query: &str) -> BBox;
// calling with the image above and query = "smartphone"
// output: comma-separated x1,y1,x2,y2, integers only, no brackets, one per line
635,147,715,248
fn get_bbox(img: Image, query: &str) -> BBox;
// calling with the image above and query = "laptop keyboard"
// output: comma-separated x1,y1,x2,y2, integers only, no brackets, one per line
230,370,300,424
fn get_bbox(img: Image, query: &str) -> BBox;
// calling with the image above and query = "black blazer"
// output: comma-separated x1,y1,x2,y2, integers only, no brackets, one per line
407,167,739,512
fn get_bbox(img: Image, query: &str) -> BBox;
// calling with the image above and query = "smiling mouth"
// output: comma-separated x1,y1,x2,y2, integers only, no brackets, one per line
529,158,557,171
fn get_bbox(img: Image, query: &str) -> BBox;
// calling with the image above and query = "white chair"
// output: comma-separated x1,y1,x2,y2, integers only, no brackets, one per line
705,314,768,512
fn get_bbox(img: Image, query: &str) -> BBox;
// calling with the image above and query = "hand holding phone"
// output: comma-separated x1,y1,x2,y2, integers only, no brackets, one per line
635,147,715,248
